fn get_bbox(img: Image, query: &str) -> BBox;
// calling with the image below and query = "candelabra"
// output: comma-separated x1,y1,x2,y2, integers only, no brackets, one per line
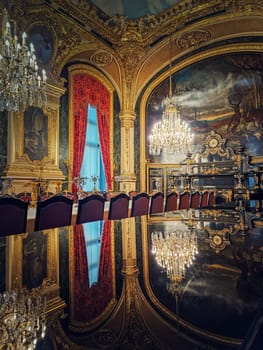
0,8,47,112
0,289,47,350
91,175,99,191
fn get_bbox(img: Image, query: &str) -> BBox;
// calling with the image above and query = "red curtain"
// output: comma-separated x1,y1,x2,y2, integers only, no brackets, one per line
72,221,113,324
71,72,113,325
97,98,112,190
98,220,113,293
72,73,112,192
72,224,90,323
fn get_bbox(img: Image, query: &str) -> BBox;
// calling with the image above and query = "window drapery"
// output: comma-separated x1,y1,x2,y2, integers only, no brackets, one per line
71,221,113,324
71,71,113,325
72,73,112,193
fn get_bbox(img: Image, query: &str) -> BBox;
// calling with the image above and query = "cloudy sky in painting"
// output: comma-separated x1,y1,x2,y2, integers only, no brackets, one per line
91,0,180,18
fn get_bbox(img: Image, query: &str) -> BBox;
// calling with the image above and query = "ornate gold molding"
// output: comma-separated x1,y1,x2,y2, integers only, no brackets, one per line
176,29,212,49
117,43,146,110
3,83,65,194
89,50,113,66
7,228,65,314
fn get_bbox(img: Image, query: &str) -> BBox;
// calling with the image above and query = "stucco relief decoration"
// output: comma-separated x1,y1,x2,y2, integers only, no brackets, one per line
90,50,113,66
118,43,145,97
54,26,92,76
176,29,211,49
105,15,129,36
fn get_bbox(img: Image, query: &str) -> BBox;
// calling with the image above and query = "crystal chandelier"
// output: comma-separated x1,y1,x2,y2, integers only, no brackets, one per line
0,289,47,350
0,8,47,112
149,37,193,156
151,227,198,286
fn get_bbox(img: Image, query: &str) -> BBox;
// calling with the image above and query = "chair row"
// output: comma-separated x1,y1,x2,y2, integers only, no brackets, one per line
143,190,215,214
0,194,74,236
78,190,215,221
0,190,215,236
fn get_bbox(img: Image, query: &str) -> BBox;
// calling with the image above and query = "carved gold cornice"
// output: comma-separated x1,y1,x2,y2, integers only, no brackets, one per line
10,0,263,111
19,0,263,49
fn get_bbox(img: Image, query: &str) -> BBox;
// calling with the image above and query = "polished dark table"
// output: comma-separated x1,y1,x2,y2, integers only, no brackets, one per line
1,209,263,349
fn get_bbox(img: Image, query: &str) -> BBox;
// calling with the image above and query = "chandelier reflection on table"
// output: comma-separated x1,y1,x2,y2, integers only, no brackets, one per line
151,227,198,288
0,8,47,112
148,36,193,156
0,289,47,350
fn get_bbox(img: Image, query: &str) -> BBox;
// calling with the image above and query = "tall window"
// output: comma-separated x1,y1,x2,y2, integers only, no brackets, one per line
83,221,103,286
80,104,106,192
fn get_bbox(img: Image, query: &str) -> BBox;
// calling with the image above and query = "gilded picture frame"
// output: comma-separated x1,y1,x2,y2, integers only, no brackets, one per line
4,90,65,187
6,228,65,313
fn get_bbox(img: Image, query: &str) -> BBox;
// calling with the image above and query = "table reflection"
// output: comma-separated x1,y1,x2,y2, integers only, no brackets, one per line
147,210,263,345
0,209,262,349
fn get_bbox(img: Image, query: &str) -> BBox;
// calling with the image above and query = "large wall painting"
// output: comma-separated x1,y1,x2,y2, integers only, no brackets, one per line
24,106,48,161
147,53,263,161
22,231,47,290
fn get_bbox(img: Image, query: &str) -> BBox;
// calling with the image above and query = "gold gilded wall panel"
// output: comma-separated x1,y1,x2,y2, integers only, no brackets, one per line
6,229,65,313
3,84,65,194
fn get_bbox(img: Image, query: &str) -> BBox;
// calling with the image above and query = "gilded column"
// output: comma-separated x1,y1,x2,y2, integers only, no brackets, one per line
115,24,145,194
117,111,137,193
121,217,138,273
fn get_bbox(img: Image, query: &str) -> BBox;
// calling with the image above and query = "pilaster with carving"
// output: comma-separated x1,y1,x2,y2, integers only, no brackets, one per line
116,111,137,193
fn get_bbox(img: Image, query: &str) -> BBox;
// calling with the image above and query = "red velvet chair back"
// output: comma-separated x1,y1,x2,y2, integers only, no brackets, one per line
190,191,201,209
208,191,215,207
34,195,73,231
179,191,190,210
200,191,209,208
0,196,29,235
17,192,32,203
130,192,149,217
76,194,105,223
108,193,129,220
164,192,179,212
149,192,164,215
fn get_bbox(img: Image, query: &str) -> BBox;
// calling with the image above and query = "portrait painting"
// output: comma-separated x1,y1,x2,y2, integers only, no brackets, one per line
27,25,53,65
22,231,47,290
147,52,263,160
24,106,48,161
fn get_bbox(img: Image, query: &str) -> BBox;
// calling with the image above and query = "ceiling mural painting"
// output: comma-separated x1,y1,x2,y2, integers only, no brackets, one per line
91,0,180,18
147,52,263,162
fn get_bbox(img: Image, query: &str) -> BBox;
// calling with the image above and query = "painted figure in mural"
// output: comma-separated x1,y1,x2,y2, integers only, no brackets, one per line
24,107,48,161
23,234,47,289
28,26,53,65
227,93,242,134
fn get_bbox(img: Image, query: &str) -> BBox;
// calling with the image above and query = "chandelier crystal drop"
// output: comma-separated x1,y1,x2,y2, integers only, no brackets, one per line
0,289,47,350
0,8,47,112
151,228,198,285
148,36,193,156
149,102,193,156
